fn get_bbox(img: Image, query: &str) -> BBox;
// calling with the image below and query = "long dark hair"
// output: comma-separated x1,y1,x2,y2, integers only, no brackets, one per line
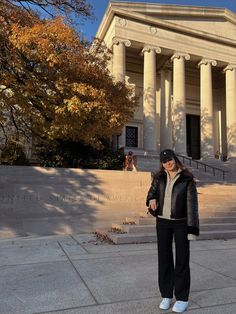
159,156,193,177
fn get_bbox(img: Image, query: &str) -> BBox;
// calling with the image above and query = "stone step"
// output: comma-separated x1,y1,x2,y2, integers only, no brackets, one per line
198,196,236,202
147,216,236,224
198,191,236,195
200,211,236,217
198,198,236,202
128,209,236,221
125,214,236,226
112,223,155,234
199,195,236,200
199,230,236,240
95,229,156,244
101,181,236,244
201,205,236,211
107,232,157,244
200,223,236,231
201,216,236,223
96,229,236,244
200,211,236,216
113,222,236,234
199,207,236,212
198,198,236,203
198,191,236,196
136,153,236,182
125,216,155,225
199,211,236,218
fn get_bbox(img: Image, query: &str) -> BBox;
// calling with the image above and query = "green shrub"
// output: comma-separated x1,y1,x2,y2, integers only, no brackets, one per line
79,148,124,170
36,139,125,170
0,141,29,165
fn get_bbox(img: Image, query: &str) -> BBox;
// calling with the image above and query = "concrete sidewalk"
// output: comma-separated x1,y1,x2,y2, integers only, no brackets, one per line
0,234,236,314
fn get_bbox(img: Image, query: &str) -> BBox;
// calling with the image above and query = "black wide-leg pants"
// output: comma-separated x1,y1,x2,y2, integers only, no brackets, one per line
156,218,190,301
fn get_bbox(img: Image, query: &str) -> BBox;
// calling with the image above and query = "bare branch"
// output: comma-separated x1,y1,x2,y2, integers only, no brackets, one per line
8,0,93,19
9,106,32,140
0,123,8,145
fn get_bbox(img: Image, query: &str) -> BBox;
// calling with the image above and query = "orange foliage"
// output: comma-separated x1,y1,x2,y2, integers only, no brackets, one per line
0,4,137,147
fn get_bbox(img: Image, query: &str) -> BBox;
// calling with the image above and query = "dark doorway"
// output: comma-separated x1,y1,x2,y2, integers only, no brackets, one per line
126,126,138,147
186,114,200,160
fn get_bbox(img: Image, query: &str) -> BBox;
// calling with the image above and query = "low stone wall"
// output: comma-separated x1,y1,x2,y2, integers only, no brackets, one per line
0,166,151,238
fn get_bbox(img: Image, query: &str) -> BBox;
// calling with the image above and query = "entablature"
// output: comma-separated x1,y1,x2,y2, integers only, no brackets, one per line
104,15,236,66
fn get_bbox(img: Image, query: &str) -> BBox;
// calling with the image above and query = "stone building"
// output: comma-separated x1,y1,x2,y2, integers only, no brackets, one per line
96,1,236,160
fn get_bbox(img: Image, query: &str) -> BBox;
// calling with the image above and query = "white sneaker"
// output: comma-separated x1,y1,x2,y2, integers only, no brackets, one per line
172,301,189,313
159,298,172,310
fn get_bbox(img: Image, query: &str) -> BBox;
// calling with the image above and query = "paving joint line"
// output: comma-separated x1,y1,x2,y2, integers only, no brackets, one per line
186,300,236,312
192,285,236,293
70,252,157,262
192,246,236,252
32,295,160,314
57,241,99,305
69,234,90,253
191,260,236,281
189,299,202,308
0,259,68,268
32,295,236,314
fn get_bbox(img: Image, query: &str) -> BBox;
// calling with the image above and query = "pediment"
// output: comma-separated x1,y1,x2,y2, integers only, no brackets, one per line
108,1,236,43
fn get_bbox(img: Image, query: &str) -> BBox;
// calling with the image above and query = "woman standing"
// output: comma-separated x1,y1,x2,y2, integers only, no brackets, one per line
146,149,199,313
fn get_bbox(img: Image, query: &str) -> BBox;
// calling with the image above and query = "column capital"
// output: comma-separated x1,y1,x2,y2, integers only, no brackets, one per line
141,46,161,56
223,63,236,72
198,58,217,67
112,37,131,47
171,52,190,62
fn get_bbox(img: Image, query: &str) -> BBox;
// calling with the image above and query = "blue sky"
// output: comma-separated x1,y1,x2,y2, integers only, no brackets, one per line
80,0,236,41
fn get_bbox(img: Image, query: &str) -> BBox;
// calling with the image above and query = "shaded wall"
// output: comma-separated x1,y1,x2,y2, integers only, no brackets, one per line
0,166,151,238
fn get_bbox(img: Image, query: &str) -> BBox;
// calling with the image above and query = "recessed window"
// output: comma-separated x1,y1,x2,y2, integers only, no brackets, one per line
126,126,138,147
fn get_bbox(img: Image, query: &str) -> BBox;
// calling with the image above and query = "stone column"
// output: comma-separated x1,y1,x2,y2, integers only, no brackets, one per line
112,37,131,83
171,52,190,155
224,64,236,158
198,58,217,158
112,37,131,148
160,70,172,150
141,46,161,151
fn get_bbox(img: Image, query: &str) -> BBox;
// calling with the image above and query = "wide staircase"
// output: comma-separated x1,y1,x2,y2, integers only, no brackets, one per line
135,149,236,183
96,154,236,244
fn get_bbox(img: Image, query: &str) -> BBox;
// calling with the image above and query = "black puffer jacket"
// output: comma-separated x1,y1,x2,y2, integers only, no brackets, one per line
146,169,199,235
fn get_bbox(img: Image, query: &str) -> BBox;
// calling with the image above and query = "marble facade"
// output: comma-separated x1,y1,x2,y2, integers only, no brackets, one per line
96,1,236,160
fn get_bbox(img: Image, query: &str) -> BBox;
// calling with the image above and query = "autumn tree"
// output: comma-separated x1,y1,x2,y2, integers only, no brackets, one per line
0,2,137,151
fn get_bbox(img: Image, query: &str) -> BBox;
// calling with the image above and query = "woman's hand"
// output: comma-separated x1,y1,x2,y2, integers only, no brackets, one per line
148,200,158,217
149,200,157,211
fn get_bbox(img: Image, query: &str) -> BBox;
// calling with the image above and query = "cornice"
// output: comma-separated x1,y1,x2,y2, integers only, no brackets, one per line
96,3,236,48
110,1,236,24
96,2,114,39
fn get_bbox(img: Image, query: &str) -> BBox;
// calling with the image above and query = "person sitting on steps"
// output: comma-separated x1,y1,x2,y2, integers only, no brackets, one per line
124,151,137,171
